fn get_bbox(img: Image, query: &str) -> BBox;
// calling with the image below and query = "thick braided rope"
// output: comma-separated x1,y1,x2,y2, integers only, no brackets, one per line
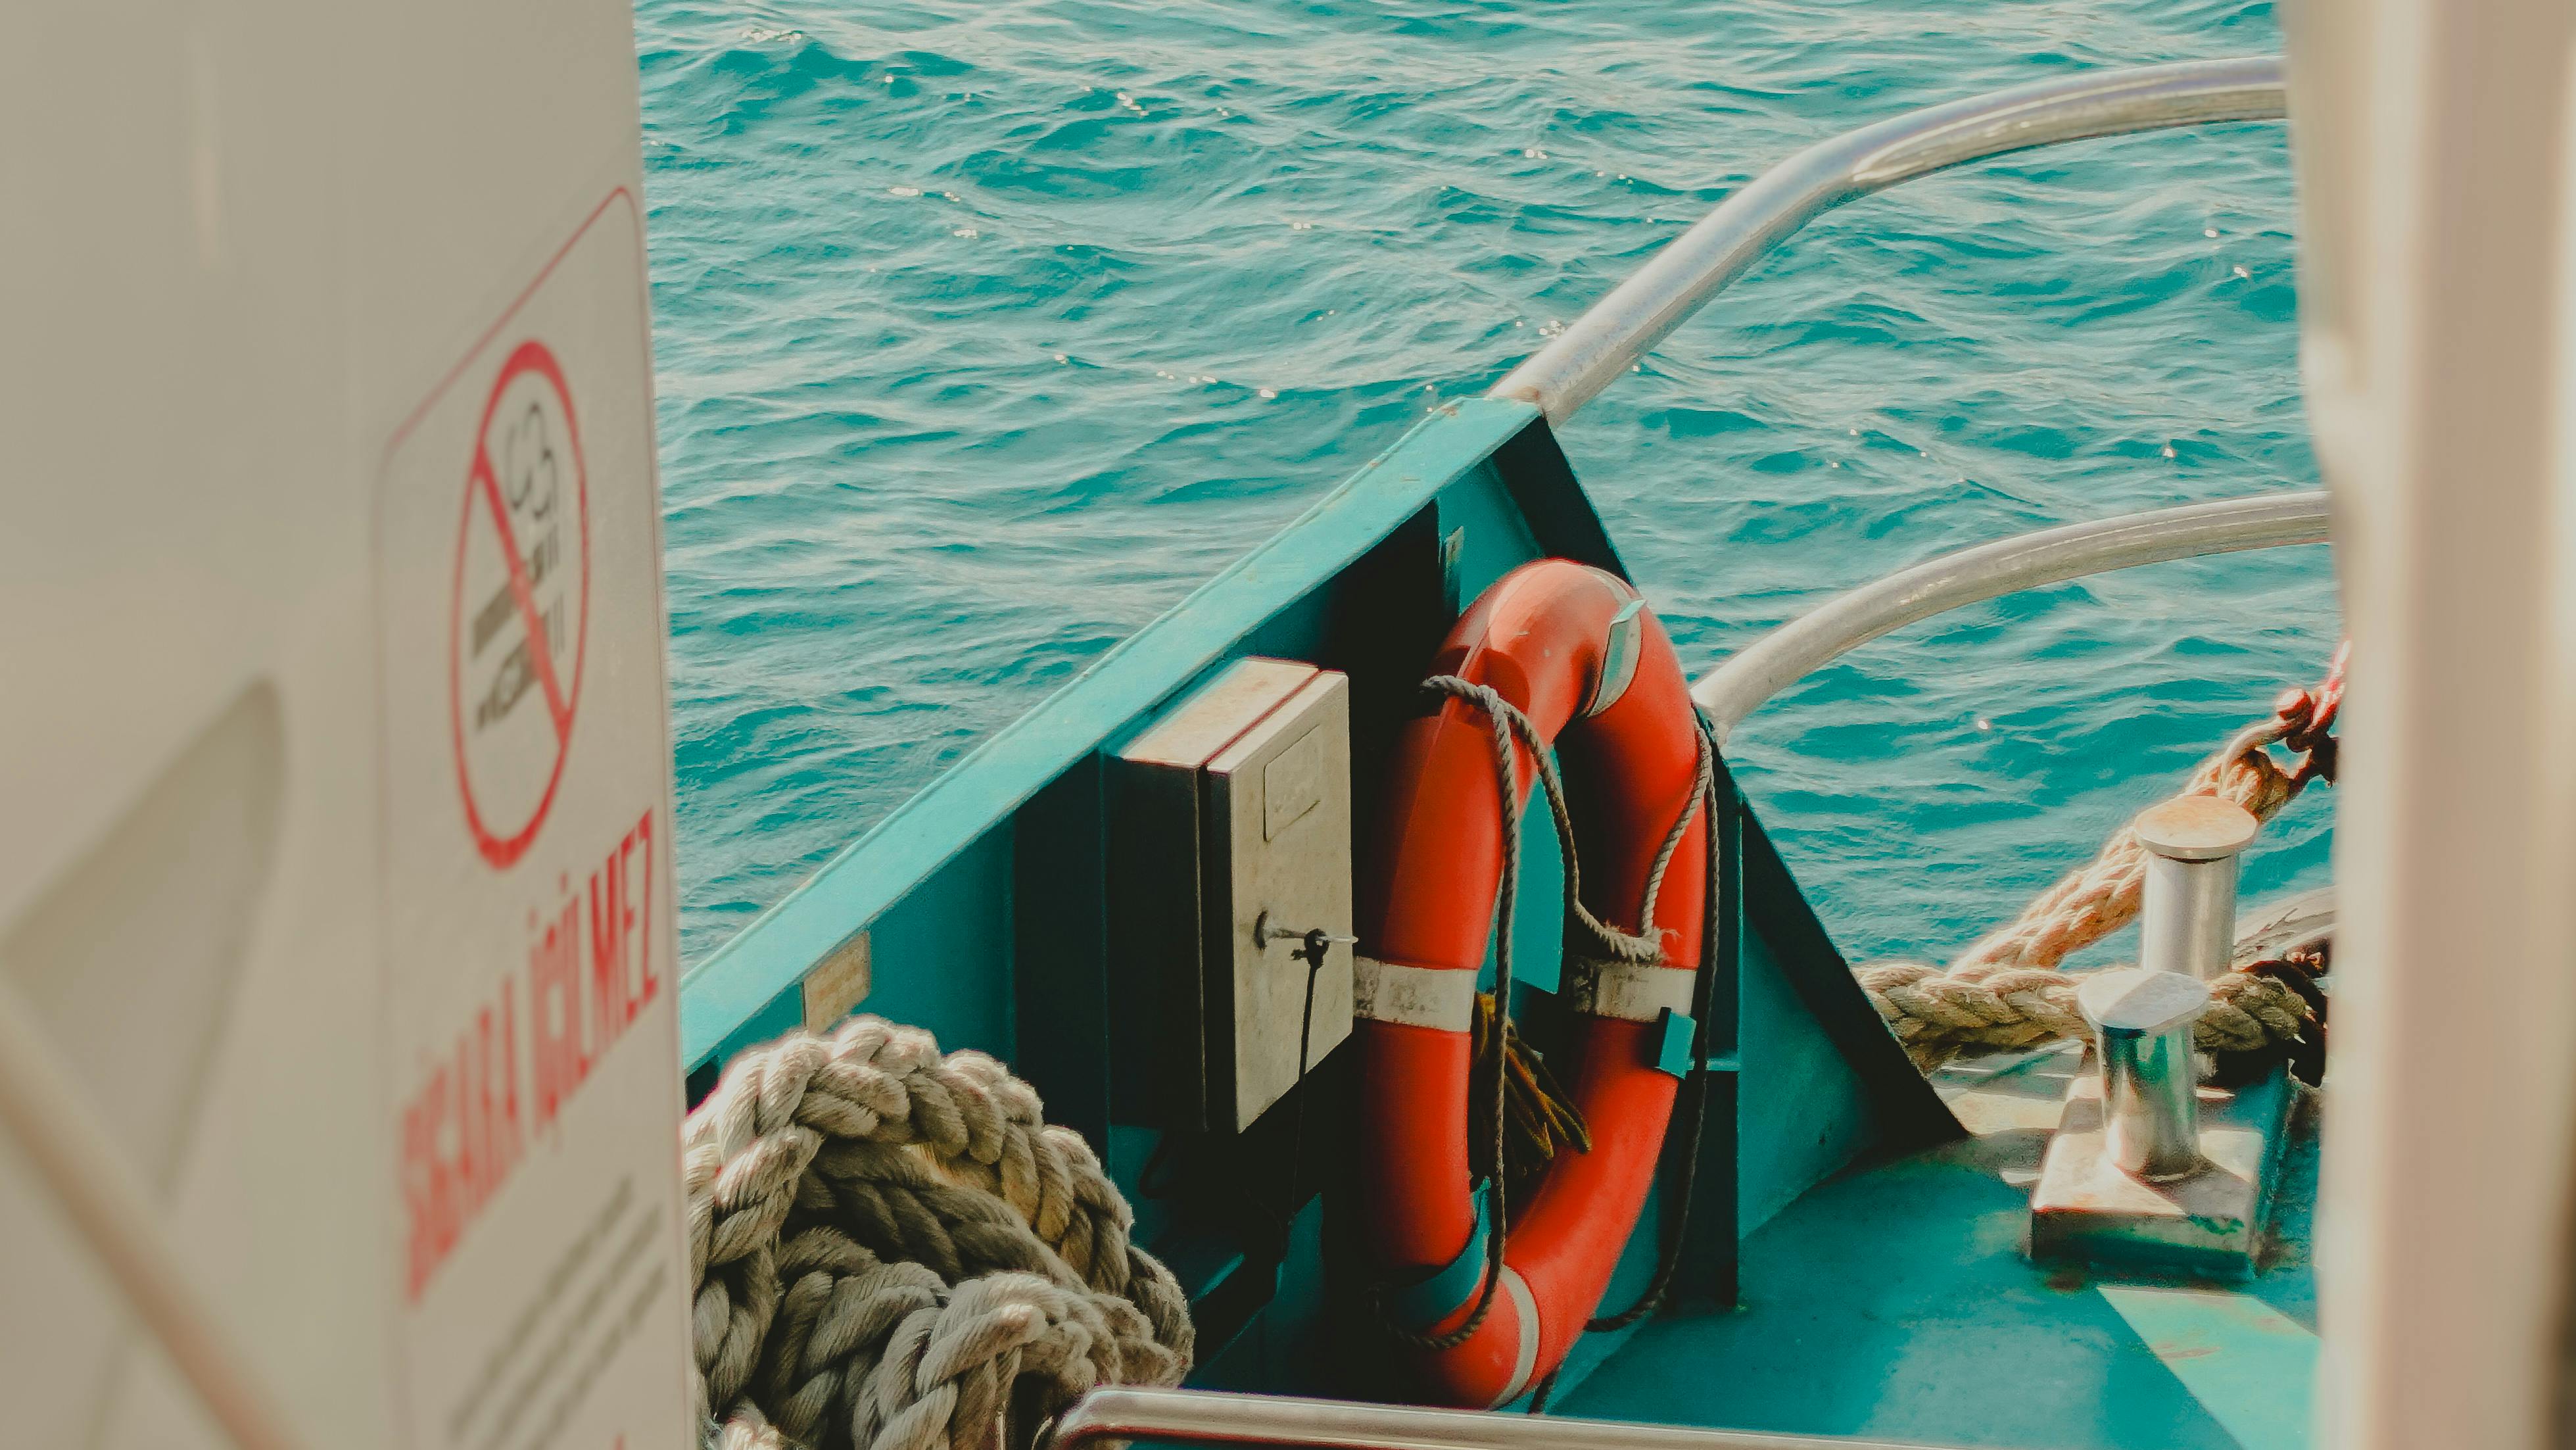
747,1228,1176,1450
1854,715,2317,1071
686,1017,1191,1450
1857,958,2314,1070
1946,718,2302,977
859,1270,1141,1450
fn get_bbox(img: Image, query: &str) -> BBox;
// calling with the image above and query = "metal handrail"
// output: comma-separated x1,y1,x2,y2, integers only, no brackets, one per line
1489,57,2287,422
1046,1388,1969,1450
1690,491,2331,744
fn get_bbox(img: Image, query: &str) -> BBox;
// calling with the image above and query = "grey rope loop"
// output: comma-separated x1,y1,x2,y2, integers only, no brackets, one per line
1534,719,1719,1420
1422,677,1669,972
1368,676,1523,1353
1373,675,1712,1361
1628,723,1713,965
1585,714,1719,1335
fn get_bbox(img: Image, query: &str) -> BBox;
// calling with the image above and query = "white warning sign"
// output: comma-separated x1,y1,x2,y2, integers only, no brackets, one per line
375,186,689,1450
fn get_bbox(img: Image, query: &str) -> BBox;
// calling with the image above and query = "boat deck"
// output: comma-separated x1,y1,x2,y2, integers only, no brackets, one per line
1558,1046,2319,1450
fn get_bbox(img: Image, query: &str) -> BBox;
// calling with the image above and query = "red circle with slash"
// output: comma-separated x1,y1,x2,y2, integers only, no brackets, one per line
448,339,592,869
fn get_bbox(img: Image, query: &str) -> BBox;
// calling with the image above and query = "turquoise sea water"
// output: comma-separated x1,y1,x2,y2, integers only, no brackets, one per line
639,0,2336,971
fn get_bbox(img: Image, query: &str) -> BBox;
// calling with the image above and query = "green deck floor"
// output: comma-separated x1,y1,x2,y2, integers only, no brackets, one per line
1557,1048,2320,1450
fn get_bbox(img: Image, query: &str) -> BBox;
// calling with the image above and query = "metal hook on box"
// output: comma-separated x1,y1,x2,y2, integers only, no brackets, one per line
1256,913,1356,969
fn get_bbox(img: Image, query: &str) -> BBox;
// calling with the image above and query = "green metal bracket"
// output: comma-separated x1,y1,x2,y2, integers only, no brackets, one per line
1653,1009,1698,1078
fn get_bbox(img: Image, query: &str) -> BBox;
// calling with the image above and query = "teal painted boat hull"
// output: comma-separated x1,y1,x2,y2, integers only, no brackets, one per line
680,399,2317,1447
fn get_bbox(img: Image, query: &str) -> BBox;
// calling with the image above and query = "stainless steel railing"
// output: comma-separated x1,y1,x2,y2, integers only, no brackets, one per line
1045,1388,1968,1450
1489,57,2287,423
1690,491,2329,744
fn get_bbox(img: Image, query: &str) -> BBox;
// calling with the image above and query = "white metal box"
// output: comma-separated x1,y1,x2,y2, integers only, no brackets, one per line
1112,660,1356,1132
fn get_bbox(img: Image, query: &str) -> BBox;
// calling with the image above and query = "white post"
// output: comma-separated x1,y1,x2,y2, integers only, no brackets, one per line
2287,0,2576,1445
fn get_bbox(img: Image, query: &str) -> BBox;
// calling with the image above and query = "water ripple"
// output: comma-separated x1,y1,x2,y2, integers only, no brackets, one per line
643,0,2334,968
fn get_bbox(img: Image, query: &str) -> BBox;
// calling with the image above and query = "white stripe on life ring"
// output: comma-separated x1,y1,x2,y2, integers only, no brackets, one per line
1494,1264,1542,1405
1354,955,1477,1032
1563,957,1697,1023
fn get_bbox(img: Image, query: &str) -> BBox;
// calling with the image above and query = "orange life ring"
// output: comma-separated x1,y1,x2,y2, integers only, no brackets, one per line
1354,559,1709,1407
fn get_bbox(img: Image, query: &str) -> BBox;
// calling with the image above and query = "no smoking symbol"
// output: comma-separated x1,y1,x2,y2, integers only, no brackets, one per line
449,340,590,869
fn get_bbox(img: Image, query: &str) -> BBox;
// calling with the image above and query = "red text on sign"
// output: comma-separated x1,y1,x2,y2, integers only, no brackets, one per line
400,808,660,1302
531,809,661,1132
399,988,523,1303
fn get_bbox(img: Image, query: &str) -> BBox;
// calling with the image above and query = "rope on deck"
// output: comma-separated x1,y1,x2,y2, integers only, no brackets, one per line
1855,648,2345,1073
689,1018,1192,1450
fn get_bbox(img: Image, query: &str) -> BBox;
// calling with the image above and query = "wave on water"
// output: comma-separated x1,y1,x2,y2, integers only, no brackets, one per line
640,0,2333,970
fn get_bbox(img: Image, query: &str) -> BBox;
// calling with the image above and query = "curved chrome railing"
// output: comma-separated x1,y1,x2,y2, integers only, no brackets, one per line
1691,491,2331,744
1490,57,2287,422
1048,1387,1965,1450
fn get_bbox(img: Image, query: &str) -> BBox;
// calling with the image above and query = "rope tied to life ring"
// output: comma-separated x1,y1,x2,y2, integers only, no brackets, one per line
1369,675,1715,1354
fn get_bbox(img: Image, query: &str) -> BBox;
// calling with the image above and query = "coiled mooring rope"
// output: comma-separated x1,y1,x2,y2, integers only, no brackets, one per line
1855,658,2344,1072
688,1017,1192,1450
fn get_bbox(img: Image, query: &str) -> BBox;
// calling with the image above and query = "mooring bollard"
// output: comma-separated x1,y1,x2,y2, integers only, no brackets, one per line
2132,794,2260,982
2076,967,2210,1180
2032,793,2278,1266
